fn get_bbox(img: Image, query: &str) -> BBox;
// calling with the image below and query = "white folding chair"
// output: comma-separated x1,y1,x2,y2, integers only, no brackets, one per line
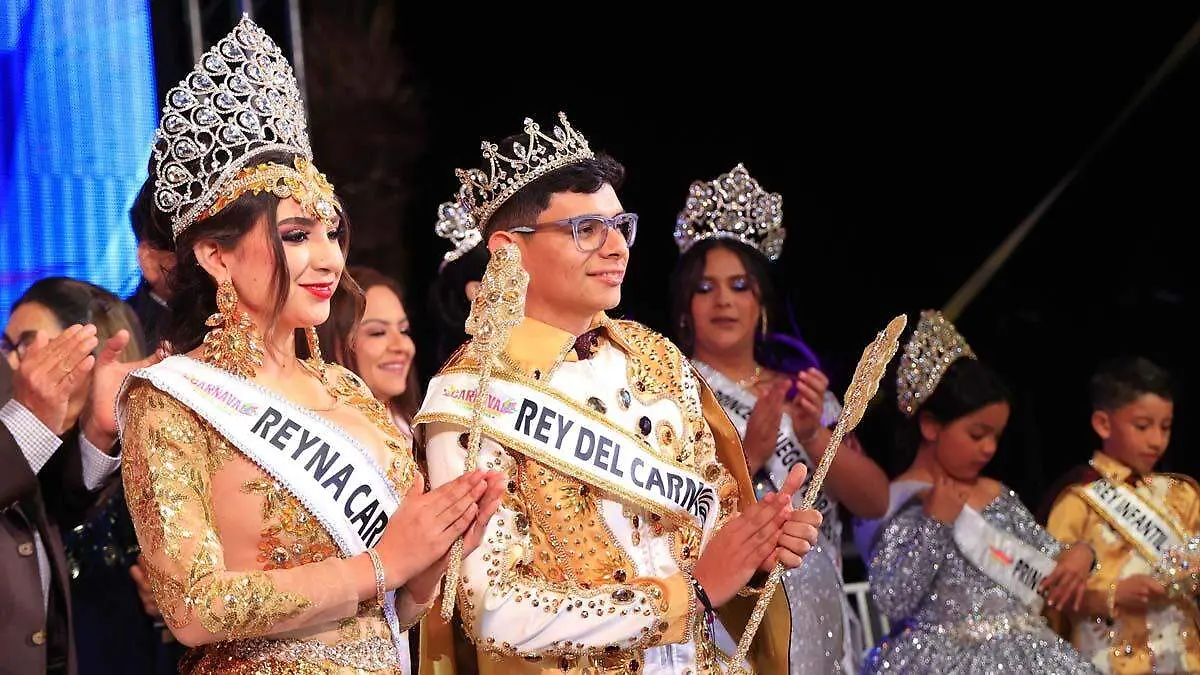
843,580,890,654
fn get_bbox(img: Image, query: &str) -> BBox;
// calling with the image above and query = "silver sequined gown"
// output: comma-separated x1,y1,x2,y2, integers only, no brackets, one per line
695,359,862,673
751,481,859,674
860,484,1097,674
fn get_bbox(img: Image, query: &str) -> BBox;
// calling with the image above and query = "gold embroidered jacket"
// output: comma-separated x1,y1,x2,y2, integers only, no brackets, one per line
415,315,790,675
1045,451,1200,674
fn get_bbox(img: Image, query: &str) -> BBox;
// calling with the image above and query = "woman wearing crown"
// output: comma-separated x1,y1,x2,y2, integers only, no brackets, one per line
852,311,1097,673
115,18,505,674
668,164,891,672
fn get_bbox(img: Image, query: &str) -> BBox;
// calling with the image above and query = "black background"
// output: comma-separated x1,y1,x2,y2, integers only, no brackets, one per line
152,5,1196,564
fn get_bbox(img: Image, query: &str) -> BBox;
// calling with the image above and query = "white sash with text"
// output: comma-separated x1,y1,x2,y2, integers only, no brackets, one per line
1077,478,1187,566
692,361,840,541
123,356,409,670
954,506,1058,613
418,371,719,534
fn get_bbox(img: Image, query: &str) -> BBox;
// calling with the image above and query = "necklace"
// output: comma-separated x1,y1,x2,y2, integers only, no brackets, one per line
736,365,764,389
297,358,341,412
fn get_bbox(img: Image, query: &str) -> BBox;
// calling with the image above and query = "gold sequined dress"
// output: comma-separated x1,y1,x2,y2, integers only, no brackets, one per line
117,358,424,674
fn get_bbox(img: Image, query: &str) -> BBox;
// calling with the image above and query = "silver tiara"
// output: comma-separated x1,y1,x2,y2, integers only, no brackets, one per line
896,310,977,417
453,112,594,232
434,188,483,263
152,15,313,238
674,163,786,262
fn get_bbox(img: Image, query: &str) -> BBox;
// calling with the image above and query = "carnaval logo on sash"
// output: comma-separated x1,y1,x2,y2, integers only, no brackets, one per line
440,384,520,418
953,505,1058,613
418,371,719,533
1075,477,1188,566
119,356,409,659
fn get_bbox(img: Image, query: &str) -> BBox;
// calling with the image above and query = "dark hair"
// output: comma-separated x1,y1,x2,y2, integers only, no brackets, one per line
12,277,95,329
87,284,148,362
318,266,422,423
162,150,358,357
429,244,489,367
129,174,173,251
11,277,147,361
894,356,1012,467
1089,356,1173,411
482,141,626,238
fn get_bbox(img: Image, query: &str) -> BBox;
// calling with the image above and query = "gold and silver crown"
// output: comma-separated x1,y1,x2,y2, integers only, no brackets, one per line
674,163,786,262
896,310,977,417
152,15,314,238
452,112,594,232
434,188,482,263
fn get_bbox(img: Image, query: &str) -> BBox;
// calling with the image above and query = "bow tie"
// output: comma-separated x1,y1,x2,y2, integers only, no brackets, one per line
573,329,601,360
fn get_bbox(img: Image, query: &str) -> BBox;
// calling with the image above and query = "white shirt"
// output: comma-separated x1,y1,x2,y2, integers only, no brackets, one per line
0,399,122,608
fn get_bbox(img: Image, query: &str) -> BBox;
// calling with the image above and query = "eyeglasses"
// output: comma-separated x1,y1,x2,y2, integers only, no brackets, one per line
0,331,36,362
508,212,638,253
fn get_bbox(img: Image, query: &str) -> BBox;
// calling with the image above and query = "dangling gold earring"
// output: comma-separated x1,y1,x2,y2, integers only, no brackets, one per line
305,326,322,363
202,280,264,379
301,326,345,411
304,326,327,376
759,310,768,338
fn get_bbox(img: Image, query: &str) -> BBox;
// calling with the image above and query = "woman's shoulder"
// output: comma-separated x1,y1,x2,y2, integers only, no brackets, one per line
851,476,933,553
979,476,1008,496
118,376,210,453
121,375,195,416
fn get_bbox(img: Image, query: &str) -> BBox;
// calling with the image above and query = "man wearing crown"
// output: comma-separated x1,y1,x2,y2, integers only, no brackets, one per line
415,114,818,675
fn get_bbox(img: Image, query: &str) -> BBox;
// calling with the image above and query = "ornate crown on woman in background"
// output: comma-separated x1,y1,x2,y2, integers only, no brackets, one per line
674,163,786,262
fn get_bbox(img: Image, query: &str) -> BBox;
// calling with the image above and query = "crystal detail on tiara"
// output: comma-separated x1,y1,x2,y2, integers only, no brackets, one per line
175,139,200,160
165,165,191,184
674,163,786,262
170,90,196,109
221,126,247,144
434,189,483,263
450,112,595,232
220,41,243,60
896,310,977,418
189,73,215,92
152,15,313,239
194,107,218,125
163,114,187,134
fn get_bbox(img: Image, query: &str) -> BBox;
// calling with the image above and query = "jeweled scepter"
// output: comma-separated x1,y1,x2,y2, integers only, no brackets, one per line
728,314,907,671
441,243,529,621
